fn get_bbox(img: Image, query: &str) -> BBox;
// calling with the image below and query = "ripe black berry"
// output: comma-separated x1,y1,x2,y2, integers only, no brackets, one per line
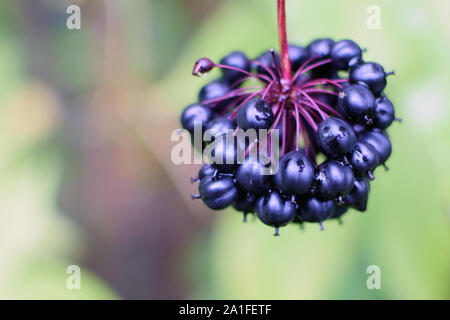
331,39,362,70
181,103,212,133
337,84,375,124
288,44,309,71
237,98,274,131
205,117,235,139
236,156,272,195
254,50,281,77
316,117,357,158
308,38,334,60
233,191,256,222
275,151,315,195
299,196,335,229
199,79,233,113
350,141,379,177
350,62,392,96
220,51,251,83
345,177,370,211
359,130,392,164
315,160,355,200
256,191,296,235
331,205,349,220
207,134,243,173
373,96,395,129
197,175,238,210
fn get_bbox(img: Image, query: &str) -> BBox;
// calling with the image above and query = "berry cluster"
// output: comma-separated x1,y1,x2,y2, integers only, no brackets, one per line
180,2,398,235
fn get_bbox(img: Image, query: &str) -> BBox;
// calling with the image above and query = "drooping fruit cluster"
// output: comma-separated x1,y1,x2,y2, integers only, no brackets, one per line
180,2,398,236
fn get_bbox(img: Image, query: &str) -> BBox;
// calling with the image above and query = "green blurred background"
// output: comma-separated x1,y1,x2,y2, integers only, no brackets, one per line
0,0,449,299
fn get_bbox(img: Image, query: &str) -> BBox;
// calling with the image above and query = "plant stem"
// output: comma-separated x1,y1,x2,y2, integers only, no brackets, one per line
277,0,291,82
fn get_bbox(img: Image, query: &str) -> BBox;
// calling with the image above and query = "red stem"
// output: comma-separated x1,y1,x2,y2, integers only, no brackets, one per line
277,0,291,82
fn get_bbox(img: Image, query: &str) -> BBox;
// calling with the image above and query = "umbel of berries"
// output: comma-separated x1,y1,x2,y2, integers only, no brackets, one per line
182,0,399,236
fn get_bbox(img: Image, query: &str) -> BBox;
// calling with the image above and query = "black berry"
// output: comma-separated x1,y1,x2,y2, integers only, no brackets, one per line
316,117,357,158
275,151,315,195
256,191,296,235
237,98,274,131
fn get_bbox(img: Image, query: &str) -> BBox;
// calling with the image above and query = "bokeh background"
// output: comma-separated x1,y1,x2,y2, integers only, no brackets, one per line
0,0,449,299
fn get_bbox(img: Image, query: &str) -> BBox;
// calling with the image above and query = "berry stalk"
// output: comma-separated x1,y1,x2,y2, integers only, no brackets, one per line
277,0,292,82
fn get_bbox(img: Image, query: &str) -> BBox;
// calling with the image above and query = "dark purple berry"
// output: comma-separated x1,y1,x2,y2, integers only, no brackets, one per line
308,38,335,77
308,38,334,59
254,50,281,77
350,141,379,176
316,117,357,158
337,84,375,124
331,205,349,220
181,103,212,133
236,156,272,195
204,117,235,139
288,44,309,71
350,62,389,96
345,178,370,211
198,79,233,113
315,160,355,200
220,51,251,83
198,175,238,210
207,134,244,173
331,39,362,70
299,196,335,224
195,164,217,182
275,151,315,195
237,98,274,131
374,96,395,129
233,191,256,222
256,191,296,235
359,130,392,164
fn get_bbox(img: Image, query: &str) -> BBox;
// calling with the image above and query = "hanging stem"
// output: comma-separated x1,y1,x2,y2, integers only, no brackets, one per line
277,0,291,82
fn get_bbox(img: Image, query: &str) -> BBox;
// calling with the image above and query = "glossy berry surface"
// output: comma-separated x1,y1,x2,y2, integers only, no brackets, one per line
220,51,251,83
316,117,357,158
236,156,272,194
350,62,390,96
299,197,335,226
359,130,392,164
288,44,309,71
207,134,243,173
198,175,238,210
374,96,395,129
337,84,375,124
350,141,379,176
184,3,398,235
256,191,296,235
204,117,235,139
181,103,213,133
237,98,274,131
315,160,355,200
275,151,315,195
198,79,233,113
331,39,362,70
345,177,370,211
308,38,334,60
233,191,256,221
